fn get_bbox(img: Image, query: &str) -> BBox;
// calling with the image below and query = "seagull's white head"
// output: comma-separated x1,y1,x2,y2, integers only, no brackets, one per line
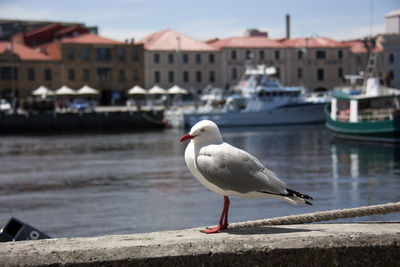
180,120,223,144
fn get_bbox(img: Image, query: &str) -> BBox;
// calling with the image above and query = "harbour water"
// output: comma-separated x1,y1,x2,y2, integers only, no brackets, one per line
0,125,399,238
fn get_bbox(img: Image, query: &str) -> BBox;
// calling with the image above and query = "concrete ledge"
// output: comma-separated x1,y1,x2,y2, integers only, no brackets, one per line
0,223,399,266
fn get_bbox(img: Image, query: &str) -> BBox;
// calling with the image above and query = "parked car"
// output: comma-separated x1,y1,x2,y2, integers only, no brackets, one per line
0,99,11,114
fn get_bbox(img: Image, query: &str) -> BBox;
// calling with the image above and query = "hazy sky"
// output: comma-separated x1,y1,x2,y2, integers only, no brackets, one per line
1,0,399,42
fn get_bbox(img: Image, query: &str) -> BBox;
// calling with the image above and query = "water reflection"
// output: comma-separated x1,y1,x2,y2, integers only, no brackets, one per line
330,138,400,205
0,126,399,238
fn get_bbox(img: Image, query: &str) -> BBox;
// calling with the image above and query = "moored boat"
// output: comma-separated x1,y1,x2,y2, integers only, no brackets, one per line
325,77,400,142
183,65,327,128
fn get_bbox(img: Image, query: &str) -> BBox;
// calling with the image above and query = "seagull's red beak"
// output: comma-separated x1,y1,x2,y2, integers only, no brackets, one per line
180,134,196,142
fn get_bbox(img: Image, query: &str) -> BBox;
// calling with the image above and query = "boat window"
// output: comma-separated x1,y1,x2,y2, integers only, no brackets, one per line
265,92,270,97
337,100,350,122
278,92,284,97
272,92,277,96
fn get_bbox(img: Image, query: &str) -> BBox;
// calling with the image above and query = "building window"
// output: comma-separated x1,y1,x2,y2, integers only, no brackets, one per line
338,50,343,59
297,50,303,59
168,54,174,64
154,53,160,64
259,50,265,60
246,50,252,60
118,49,125,61
275,50,280,60
276,67,281,78
232,67,237,80
97,67,111,81
316,50,326,59
168,71,174,83
317,68,324,81
209,53,215,63
231,50,237,60
196,71,202,83
154,71,160,83
183,71,189,82
118,69,125,81
132,49,139,61
44,68,52,81
133,69,139,82
82,49,89,61
196,54,201,64
356,55,361,65
389,53,394,64
27,68,35,81
389,70,394,79
83,69,90,81
1,67,18,81
209,71,215,83
96,48,111,61
68,68,75,81
297,68,302,79
183,54,189,63
67,48,74,60
338,67,343,79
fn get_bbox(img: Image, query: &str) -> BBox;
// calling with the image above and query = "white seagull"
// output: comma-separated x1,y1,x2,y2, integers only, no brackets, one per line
180,120,313,234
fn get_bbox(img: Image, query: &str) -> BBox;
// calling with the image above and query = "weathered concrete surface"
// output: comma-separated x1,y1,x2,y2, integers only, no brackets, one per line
0,223,399,266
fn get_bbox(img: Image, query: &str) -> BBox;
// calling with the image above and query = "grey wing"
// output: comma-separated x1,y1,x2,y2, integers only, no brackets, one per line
196,143,287,194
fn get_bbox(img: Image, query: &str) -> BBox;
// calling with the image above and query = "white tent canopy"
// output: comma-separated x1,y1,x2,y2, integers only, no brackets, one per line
32,86,53,97
167,85,188,95
55,85,76,96
77,85,99,95
128,85,147,95
148,85,167,95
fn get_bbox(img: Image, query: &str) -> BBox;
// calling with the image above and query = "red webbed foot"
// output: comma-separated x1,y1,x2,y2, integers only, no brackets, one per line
200,224,228,234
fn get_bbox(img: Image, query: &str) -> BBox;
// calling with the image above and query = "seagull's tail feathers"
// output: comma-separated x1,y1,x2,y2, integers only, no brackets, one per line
258,188,313,206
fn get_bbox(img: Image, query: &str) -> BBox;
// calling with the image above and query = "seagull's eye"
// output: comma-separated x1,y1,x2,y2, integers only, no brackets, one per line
200,128,206,133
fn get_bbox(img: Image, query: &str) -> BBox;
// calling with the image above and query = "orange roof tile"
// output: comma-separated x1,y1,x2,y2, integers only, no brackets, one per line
341,40,382,54
282,37,346,48
138,29,218,51
208,36,283,48
0,41,53,60
60,33,123,45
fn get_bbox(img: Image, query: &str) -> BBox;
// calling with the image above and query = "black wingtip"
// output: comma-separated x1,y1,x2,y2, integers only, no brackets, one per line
258,188,314,205
286,188,313,200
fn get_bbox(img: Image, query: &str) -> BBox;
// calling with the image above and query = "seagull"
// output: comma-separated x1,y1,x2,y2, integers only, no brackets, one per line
180,120,313,234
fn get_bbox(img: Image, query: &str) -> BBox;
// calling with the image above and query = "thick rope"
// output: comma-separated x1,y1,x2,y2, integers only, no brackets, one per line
229,201,400,229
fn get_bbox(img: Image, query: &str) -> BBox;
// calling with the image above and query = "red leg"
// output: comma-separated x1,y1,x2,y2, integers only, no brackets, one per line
222,196,230,228
201,196,230,234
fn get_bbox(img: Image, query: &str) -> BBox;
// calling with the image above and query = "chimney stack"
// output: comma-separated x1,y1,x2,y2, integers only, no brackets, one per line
286,14,290,39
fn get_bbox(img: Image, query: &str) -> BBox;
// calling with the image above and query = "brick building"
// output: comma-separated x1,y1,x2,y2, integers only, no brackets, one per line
39,33,144,105
1,30,144,105
0,42,59,100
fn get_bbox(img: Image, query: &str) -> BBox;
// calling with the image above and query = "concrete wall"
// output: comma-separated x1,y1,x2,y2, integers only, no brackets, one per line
0,110,164,133
0,223,399,266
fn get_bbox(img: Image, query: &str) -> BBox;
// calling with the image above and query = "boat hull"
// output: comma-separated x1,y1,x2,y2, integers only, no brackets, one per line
184,103,326,128
325,104,400,142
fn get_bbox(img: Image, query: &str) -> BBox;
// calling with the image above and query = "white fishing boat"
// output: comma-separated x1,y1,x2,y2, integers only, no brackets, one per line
183,65,327,127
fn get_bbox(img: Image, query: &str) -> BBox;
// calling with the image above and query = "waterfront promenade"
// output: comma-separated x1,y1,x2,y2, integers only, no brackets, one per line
1,222,399,266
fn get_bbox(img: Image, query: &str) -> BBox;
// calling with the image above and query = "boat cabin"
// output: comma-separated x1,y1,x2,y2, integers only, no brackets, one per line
330,78,400,123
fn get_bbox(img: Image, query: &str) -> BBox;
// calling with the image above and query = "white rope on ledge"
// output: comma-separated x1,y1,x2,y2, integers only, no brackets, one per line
229,201,400,229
